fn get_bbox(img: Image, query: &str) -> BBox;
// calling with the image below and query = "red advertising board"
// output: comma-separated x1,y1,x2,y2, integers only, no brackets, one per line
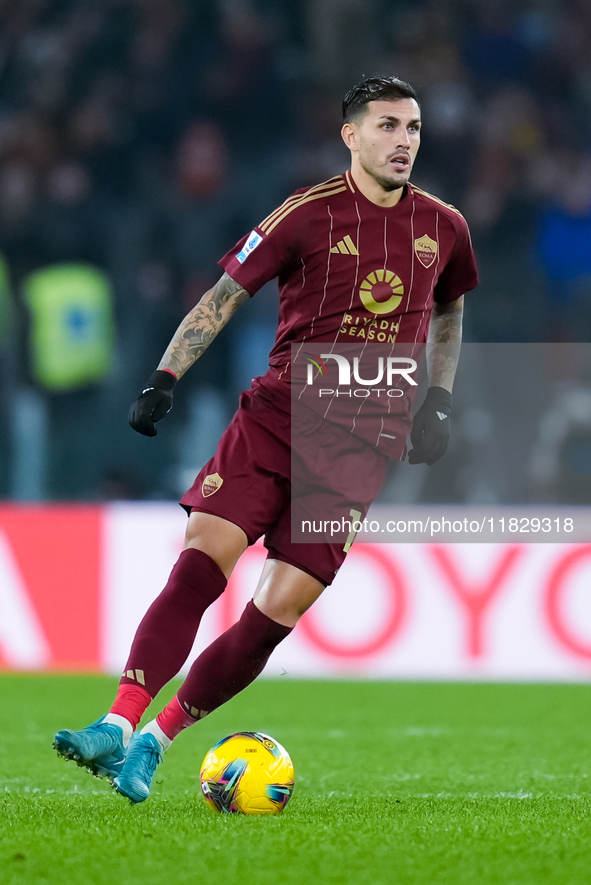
2,504,591,680
0,505,101,670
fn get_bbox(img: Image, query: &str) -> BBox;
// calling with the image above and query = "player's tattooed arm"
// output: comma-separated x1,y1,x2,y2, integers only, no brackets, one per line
157,273,250,379
426,295,464,393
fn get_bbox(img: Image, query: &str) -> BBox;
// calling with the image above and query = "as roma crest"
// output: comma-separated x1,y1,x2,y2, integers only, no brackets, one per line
414,234,438,269
202,473,223,497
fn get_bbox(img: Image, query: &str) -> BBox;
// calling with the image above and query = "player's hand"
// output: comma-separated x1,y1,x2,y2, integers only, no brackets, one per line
408,386,452,465
128,370,177,437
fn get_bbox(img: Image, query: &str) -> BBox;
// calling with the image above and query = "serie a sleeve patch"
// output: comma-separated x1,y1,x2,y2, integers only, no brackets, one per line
236,230,263,264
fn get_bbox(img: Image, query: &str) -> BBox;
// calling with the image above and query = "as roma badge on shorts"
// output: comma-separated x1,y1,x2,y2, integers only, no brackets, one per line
414,234,438,268
202,473,223,497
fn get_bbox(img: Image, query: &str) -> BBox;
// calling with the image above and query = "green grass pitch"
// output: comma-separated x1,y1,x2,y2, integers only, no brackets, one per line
1,675,590,885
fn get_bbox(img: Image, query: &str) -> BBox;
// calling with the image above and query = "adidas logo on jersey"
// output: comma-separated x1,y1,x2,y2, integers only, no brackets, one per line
331,235,359,255
436,411,448,421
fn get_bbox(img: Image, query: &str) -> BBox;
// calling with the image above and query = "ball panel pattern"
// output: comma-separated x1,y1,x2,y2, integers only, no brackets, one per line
200,732,294,815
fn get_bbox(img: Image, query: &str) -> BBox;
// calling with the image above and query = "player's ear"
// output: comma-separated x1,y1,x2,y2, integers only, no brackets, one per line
341,122,358,152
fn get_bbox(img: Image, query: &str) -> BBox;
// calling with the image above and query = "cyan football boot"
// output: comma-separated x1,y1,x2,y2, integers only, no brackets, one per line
113,732,163,804
53,716,126,782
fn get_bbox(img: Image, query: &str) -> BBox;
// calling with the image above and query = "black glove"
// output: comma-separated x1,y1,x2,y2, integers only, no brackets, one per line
408,386,452,465
128,370,177,437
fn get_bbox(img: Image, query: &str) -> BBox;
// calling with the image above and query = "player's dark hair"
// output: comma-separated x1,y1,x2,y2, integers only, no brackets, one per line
342,76,418,122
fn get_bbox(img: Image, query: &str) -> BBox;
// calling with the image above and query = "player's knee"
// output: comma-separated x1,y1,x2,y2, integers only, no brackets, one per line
290,598,315,621
183,511,248,579
256,590,321,628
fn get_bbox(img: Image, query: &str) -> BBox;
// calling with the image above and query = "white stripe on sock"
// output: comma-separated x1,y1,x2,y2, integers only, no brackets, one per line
141,720,172,752
103,713,133,747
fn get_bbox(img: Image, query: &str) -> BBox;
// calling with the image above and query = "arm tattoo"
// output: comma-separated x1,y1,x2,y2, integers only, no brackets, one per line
158,273,250,379
426,296,464,392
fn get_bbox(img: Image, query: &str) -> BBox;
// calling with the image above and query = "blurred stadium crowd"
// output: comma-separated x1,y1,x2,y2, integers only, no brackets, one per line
1,0,591,502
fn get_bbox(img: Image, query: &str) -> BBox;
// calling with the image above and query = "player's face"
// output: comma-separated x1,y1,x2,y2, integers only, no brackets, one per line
344,99,421,192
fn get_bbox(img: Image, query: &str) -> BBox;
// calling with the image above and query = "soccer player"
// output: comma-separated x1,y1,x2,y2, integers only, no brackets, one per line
54,76,478,803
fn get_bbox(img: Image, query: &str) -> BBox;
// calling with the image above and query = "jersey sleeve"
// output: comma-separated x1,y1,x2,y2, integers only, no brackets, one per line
218,203,302,295
433,216,479,304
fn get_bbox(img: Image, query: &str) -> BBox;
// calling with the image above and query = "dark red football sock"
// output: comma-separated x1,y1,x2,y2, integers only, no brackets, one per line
175,600,292,722
109,683,152,729
156,696,199,740
119,548,227,699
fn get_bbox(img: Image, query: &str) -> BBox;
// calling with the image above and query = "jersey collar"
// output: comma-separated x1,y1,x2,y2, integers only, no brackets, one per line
345,170,412,212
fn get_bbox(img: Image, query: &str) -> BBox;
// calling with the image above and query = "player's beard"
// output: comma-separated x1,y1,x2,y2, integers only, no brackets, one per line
360,160,409,193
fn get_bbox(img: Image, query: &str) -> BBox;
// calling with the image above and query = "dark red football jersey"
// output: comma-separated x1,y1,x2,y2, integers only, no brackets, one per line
219,171,478,457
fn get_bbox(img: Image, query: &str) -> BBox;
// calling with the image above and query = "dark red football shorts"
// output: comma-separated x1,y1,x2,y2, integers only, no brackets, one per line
180,383,388,585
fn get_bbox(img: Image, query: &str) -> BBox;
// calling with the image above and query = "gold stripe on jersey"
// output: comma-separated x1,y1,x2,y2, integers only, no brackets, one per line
259,178,345,233
259,177,346,234
262,185,347,235
410,185,464,217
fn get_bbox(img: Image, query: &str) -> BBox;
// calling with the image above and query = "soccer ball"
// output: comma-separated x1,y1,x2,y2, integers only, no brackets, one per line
200,731,295,815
